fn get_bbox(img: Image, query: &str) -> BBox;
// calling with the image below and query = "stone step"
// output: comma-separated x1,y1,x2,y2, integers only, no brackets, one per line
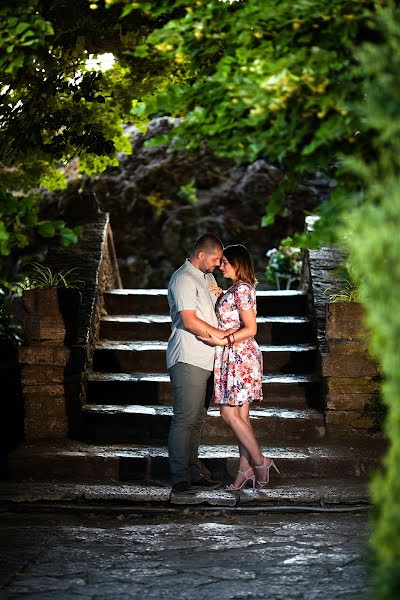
87,372,322,409
0,480,372,508
93,341,318,375
7,441,384,485
80,404,326,444
99,315,313,344
104,289,308,317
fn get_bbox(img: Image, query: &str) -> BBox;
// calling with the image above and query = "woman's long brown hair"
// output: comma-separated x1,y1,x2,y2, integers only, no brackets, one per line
223,244,257,287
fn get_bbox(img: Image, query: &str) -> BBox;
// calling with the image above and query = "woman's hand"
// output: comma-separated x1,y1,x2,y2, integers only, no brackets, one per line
209,282,223,297
197,330,229,346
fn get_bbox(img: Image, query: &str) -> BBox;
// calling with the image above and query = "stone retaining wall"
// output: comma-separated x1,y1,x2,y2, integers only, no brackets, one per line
322,302,381,438
18,213,121,440
302,217,382,438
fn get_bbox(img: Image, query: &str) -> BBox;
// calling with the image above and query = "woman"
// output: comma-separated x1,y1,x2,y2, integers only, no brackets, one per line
199,244,279,490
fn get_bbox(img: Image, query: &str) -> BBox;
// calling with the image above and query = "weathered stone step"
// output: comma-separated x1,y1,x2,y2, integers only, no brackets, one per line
100,314,313,344
0,480,372,508
8,441,383,485
87,372,321,409
93,341,318,375
81,404,326,444
104,289,308,317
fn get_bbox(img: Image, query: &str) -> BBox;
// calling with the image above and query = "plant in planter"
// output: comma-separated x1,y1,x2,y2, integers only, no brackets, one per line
18,263,84,346
324,277,366,350
323,268,365,348
325,277,361,304
265,246,302,290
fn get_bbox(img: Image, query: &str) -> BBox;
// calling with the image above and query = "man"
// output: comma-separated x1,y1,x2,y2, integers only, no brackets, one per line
167,233,229,494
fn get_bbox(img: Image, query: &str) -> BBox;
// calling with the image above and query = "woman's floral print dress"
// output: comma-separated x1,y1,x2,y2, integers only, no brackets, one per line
214,282,263,406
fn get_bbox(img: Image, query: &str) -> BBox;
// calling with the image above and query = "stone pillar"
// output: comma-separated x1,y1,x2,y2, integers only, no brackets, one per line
322,302,380,438
18,289,82,440
19,349,71,440
18,213,122,441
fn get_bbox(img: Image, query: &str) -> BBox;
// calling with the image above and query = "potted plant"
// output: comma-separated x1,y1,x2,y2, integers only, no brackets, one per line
265,246,302,290
18,263,84,345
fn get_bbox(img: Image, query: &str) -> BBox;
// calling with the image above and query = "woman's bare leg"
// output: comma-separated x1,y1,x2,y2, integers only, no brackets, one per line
237,403,252,471
220,405,263,466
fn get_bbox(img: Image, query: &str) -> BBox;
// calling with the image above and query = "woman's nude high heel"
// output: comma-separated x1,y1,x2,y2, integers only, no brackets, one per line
255,457,280,489
225,467,256,491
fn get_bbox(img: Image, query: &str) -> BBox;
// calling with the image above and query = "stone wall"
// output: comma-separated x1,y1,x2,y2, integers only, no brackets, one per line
302,218,383,438
322,302,381,439
18,213,121,441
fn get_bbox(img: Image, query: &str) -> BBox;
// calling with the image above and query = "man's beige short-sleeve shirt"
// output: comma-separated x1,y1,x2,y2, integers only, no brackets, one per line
166,259,219,371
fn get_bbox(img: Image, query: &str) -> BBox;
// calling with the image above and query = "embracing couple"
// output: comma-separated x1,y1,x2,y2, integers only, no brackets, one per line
167,233,279,494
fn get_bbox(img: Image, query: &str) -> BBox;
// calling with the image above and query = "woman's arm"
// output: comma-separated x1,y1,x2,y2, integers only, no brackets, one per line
228,308,257,343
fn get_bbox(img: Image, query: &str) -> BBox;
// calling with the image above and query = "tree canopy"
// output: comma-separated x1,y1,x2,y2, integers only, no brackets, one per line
0,0,377,253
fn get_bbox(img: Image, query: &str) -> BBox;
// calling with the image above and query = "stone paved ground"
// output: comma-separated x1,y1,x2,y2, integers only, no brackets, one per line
0,511,370,599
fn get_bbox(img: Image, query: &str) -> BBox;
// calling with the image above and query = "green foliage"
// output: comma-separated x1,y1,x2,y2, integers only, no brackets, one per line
0,188,83,256
0,288,23,347
0,9,54,74
337,4,400,596
0,0,186,189
325,284,360,303
145,193,172,218
177,180,197,205
134,1,370,174
16,263,85,290
0,0,188,256
323,263,361,303
265,246,302,284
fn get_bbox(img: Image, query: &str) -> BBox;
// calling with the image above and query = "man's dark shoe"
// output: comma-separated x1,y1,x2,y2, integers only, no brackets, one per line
190,476,222,490
171,481,197,494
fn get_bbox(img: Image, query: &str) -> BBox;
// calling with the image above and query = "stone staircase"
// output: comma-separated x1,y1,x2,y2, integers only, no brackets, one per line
83,289,324,458
5,287,384,509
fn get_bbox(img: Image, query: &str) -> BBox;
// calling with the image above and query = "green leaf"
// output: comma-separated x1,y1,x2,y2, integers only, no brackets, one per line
144,133,171,147
15,22,31,35
37,222,56,238
59,228,79,246
120,4,136,19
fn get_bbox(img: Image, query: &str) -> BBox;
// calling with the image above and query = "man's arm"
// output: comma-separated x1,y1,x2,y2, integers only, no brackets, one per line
179,310,225,338
171,276,236,338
